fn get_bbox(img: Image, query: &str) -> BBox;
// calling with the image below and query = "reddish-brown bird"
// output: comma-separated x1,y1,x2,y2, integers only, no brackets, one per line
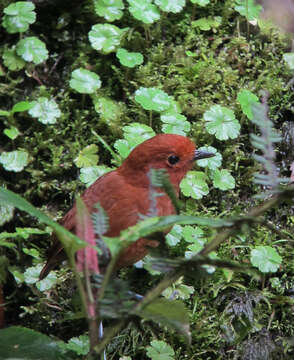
39,134,214,279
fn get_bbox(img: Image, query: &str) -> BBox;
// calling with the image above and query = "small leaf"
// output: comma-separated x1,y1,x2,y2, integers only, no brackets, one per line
37,272,57,291
89,24,127,54
92,96,125,127
190,0,210,5
0,203,14,226
161,113,191,135
2,47,25,71
16,37,48,64
283,52,294,70
180,171,209,199
79,165,112,187
235,0,262,21
12,101,34,113
4,126,20,140
196,146,222,170
62,335,90,356
127,0,160,24
155,0,185,13
204,105,240,140
237,89,259,120
94,0,124,22
24,265,42,284
135,87,172,112
0,150,29,172
192,16,221,31
75,144,99,168
70,68,101,94
116,48,143,68
146,340,175,360
212,169,235,190
28,97,61,124
166,224,183,246
2,1,36,33
138,298,190,343
250,246,282,273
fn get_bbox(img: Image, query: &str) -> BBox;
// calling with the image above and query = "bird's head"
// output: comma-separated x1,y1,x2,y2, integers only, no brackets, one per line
119,134,214,189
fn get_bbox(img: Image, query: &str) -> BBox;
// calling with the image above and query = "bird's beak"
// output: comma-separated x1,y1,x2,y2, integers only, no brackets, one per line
194,149,215,161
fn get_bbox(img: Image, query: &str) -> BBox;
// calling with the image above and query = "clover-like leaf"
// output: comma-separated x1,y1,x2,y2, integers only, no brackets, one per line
70,68,101,94
135,87,172,112
155,0,185,13
2,1,36,33
192,16,221,31
212,169,235,190
61,335,90,356
2,48,25,71
237,89,259,120
0,150,29,172
79,165,112,187
283,52,294,70
89,24,126,54
114,123,155,158
250,246,282,273
196,146,222,170
93,96,125,127
4,126,20,140
180,171,209,199
127,0,160,24
235,0,262,21
74,144,99,168
28,97,61,124
161,112,191,135
204,105,240,140
146,340,175,360
16,37,48,64
190,0,210,5
116,48,144,68
94,0,124,22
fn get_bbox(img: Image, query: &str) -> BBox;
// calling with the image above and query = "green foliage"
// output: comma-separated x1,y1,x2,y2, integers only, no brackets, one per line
116,48,144,68
2,47,26,71
196,146,222,170
204,105,240,140
146,340,175,360
89,24,127,53
4,126,20,139
28,97,61,124
0,203,14,226
79,165,112,187
190,0,210,5
212,169,235,190
70,68,101,94
74,144,99,168
2,1,36,33
180,171,209,199
283,52,294,70
192,16,221,31
0,150,29,172
160,113,190,135
234,0,262,21
127,0,160,24
59,335,90,356
237,89,259,120
155,0,185,14
135,87,172,112
94,0,124,22
250,246,282,273
16,37,48,64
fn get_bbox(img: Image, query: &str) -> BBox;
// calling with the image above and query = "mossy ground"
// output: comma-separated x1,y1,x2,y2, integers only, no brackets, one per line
1,0,294,359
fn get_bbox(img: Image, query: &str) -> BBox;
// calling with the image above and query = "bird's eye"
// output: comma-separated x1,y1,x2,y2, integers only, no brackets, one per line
167,155,180,165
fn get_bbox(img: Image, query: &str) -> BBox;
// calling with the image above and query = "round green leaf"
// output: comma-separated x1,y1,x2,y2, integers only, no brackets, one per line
116,48,143,68
180,171,209,199
74,144,99,168
2,47,25,71
212,169,235,190
70,68,101,94
89,24,125,54
0,203,14,226
204,105,240,140
146,340,175,360
283,52,294,70
250,246,282,273
4,126,20,140
127,0,160,24
235,0,262,21
28,97,61,124
237,89,259,120
161,112,191,135
79,165,113,187
0,150,29,172
16,37,48,64
94,0,124,21
196,146,222,170
2,1,36,33
135,87,172,112
190,0,210,5
155,0,185,13
93,96,125,126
